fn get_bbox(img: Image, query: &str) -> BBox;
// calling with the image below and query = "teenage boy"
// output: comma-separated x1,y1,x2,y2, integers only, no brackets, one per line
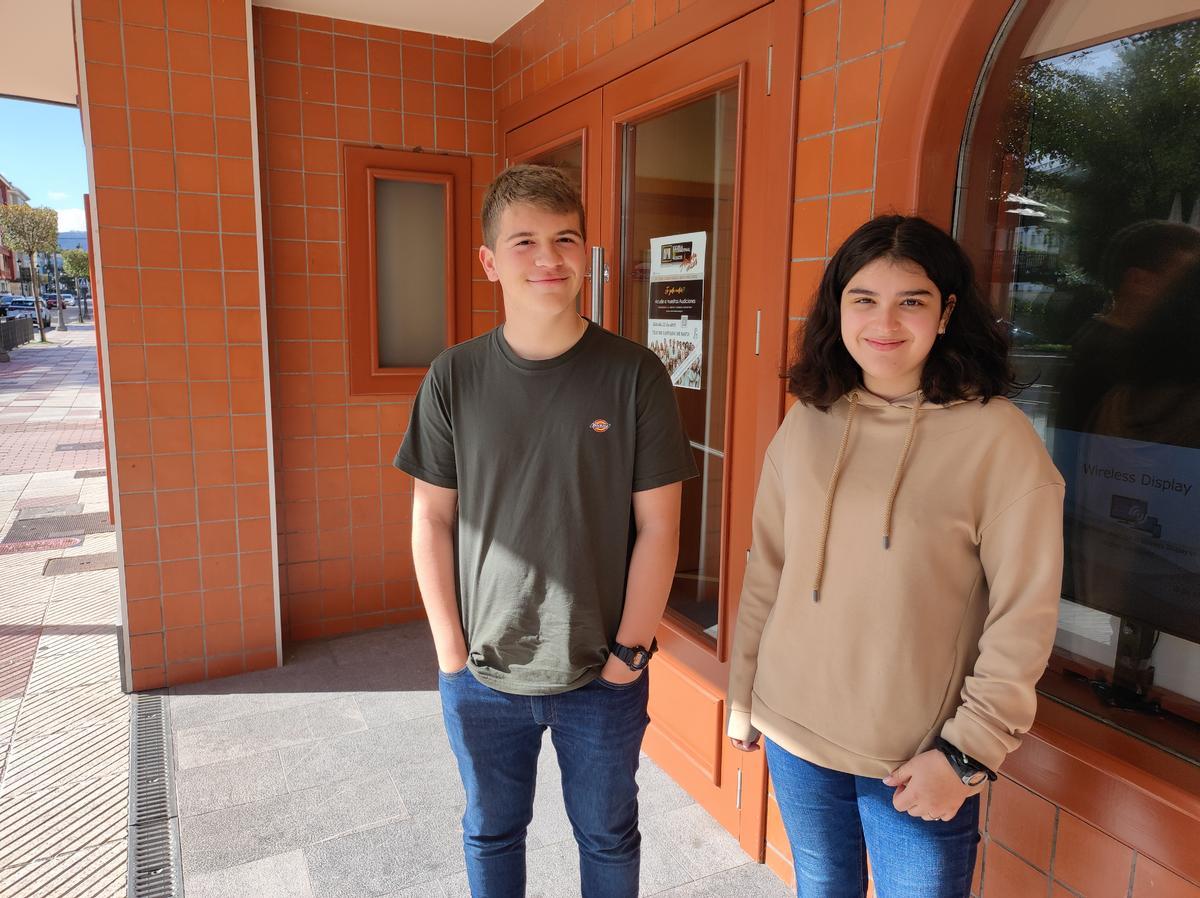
395,164,697,898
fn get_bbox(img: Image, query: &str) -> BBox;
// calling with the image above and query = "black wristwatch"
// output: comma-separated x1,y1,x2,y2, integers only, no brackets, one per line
609,638,658,671
935,738,996,787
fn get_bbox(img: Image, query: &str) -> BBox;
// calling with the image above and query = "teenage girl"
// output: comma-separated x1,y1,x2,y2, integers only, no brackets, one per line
728,215,1065,897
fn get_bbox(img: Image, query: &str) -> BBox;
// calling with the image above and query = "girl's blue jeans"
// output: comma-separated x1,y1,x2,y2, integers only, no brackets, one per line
765,737,980,898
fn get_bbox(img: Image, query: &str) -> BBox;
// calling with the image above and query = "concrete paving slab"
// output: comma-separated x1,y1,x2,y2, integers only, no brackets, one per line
302,815,465,898
186,849,317,898
179,772,409,876
167,623,790,898
175,749,289,818
173,703,330,771
652,860,795,896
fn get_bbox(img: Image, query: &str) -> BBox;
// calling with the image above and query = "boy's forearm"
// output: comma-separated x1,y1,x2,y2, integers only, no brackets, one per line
615,522,680,648
412,517,467,666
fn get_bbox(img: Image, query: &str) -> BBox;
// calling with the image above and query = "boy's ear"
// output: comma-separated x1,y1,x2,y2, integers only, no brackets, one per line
479,244,501,283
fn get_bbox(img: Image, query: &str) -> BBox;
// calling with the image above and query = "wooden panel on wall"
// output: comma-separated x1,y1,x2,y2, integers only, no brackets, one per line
645,651,724,784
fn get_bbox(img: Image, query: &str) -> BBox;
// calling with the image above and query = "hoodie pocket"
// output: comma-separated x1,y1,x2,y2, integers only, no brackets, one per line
754,596,963,762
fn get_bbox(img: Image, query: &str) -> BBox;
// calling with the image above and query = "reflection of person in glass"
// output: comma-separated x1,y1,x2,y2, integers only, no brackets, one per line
1091,255,1200,447
1055,221,1200,434
727,216,1064,897
1067,251,1200,643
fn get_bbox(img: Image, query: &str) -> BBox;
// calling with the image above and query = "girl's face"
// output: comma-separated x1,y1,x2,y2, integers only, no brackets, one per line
839,257,955,400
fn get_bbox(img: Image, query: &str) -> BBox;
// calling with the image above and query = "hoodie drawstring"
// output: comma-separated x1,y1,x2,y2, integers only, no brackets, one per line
882,395,922,550
812,391,923,602
812,392,858,602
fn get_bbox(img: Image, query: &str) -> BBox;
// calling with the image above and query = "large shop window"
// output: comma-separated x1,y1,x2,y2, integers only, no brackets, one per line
344,146,472,395
958,1,1200,762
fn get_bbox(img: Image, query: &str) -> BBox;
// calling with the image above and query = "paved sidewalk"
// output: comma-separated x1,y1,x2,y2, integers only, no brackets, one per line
0,322,129,897
169,624,791,898
0,321,106,474
0,322,790,897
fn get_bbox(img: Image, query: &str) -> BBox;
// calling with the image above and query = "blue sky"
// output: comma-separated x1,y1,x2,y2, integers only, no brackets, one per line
0,97,88,233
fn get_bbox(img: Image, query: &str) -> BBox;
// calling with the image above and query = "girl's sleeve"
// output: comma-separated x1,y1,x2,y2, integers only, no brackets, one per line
940,481,1065,772
726,440,787,742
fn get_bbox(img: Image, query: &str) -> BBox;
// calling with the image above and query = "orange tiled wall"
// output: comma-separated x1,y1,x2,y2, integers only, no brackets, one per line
251,8,497,641
79,0,278,688
785,0,917,324
491,0,702,107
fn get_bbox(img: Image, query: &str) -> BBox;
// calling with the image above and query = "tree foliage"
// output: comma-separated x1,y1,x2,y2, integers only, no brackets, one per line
61,248,89,280
0,205,59,257
1012,19,1200,280
0,205,58,341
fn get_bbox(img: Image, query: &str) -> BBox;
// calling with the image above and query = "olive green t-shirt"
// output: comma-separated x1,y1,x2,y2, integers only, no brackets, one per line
395,322,697,695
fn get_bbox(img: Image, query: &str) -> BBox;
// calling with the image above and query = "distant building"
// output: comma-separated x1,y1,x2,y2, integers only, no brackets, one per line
0,171,30,293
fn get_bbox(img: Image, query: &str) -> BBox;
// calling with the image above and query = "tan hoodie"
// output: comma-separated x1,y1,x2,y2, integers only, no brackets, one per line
726,389,1065,776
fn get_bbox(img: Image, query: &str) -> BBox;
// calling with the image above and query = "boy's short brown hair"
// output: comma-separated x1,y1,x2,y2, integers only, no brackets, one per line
481,164,586,248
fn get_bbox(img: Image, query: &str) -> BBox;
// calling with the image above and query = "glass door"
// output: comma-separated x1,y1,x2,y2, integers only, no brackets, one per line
597,5,785,849
616,86,739,646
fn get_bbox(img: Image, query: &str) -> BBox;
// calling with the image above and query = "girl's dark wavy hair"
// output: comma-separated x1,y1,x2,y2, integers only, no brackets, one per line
788,214,1018,410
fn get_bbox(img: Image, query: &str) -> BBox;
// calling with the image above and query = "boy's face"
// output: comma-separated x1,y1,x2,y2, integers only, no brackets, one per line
479,202,586,322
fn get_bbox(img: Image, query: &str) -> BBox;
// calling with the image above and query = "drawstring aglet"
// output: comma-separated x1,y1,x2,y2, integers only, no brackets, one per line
882,535,890,550
812,589,819,603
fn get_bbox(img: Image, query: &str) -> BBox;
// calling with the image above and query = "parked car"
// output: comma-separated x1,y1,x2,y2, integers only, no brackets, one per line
42,293,76,309
4,297,52,328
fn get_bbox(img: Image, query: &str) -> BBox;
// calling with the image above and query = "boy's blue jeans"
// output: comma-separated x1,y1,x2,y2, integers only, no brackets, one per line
439,666,650,898
765,738,980,898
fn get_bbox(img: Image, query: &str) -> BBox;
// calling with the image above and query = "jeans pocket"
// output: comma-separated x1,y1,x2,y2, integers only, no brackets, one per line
595,673,643,690
439,665,470,680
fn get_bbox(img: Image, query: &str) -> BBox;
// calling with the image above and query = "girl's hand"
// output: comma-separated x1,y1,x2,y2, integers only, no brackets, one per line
883,749,982,821
729,736,761,752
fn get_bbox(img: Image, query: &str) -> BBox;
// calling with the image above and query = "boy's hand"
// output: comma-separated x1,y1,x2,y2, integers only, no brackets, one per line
883,749,982,821
599,653,643,685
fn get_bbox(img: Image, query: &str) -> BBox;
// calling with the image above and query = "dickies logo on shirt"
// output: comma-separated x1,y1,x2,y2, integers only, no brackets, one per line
590,419,611,433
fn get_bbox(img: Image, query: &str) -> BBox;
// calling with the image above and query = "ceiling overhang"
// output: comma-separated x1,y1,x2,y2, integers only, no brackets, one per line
2,0,538,108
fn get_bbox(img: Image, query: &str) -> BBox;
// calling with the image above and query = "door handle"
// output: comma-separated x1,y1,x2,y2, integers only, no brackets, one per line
589,246,608,327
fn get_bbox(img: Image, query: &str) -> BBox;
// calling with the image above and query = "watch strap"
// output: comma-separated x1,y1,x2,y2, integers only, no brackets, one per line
610,638,658,671
935,737,996,784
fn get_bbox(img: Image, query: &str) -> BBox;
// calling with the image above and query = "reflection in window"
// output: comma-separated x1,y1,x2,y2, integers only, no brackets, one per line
961,12,1200,760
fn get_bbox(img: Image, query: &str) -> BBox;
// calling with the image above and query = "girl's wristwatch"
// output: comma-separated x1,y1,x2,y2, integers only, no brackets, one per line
936,737,996,787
